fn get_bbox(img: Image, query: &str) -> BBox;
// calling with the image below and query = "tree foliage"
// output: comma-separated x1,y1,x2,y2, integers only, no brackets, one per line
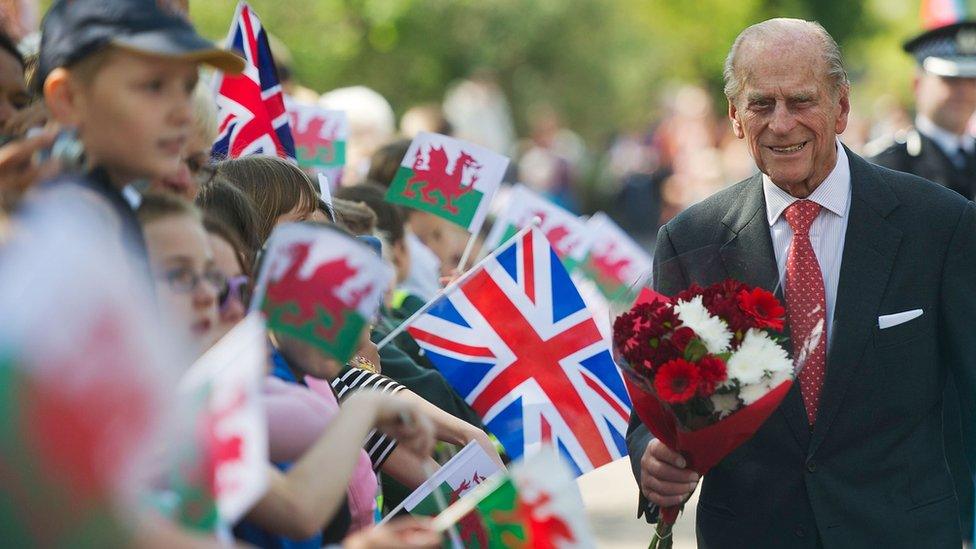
180,0,922,143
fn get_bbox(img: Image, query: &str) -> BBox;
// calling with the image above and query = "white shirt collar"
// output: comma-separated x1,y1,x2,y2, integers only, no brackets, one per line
763,139,851,226
916,115,975,156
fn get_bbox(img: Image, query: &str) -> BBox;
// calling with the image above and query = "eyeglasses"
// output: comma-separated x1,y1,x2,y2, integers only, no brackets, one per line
158,265,226,296
220,275,249,313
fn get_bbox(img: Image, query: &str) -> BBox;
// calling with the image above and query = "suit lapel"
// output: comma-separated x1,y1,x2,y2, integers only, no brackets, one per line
718,175,811,449
807,149,902,456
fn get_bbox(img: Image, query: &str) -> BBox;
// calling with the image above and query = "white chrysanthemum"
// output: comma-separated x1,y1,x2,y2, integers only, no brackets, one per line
726,329,790,385
738,381,769,405
673,296,732,354
767,367,793,388
710,392,740,418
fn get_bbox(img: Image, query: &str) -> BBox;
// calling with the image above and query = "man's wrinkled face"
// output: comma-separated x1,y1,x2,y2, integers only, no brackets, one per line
728,43,850,197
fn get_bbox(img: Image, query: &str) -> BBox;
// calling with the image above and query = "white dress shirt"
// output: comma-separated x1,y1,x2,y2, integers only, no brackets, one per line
916,115,976,163
763,140,851,347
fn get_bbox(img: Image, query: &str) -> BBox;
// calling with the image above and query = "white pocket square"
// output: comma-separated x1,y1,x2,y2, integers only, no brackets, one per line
878,309,923,330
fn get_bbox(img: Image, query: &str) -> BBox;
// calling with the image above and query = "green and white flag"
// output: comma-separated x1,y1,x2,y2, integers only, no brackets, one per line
433,448,595,548
384,441,503,548
251,223,394,363
483,184,590,271
386,132,509,233
580,212,652,300
170,314,270,530
0,189,175,546
287,102,348,187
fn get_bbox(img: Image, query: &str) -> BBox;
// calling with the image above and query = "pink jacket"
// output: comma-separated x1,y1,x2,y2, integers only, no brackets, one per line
262,377,377,532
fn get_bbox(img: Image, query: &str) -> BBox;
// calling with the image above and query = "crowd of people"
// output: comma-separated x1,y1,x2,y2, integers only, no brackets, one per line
0,1,510,547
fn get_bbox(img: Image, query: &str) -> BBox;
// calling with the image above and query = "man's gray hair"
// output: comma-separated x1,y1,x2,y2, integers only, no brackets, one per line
723,18,850,102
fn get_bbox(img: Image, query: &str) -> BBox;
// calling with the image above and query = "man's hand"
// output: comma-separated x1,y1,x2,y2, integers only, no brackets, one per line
640,439,699,507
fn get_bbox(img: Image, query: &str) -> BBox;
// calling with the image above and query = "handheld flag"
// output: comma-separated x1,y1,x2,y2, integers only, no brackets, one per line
384,441,503,547
252,223,394,363
483,184,590,271
0,191,175,545
386,132,508,233
288,102,348,186
402,226,631,476
212,2,296,160
171,314,270,529
433,448,596,548
580,212,652,301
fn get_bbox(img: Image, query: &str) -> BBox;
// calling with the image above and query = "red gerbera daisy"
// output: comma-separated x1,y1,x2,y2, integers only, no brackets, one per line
654,358,700,404
736,288,785,331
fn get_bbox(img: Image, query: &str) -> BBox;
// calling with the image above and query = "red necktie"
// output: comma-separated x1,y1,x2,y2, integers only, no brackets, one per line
784,200,827,425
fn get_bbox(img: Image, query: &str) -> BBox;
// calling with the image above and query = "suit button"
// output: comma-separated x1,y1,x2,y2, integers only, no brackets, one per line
795,526,807,538
806,461,817,473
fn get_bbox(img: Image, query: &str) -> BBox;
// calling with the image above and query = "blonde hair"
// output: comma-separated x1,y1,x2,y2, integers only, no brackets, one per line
192,77,217,144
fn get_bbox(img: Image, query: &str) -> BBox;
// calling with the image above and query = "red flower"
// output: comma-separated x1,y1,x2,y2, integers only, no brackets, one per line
696,355,728,397
670,327,696,352
737,288,785,331
654,358,700,404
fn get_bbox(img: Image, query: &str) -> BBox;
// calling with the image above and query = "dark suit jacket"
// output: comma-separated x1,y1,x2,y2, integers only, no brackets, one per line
871,132,976,541
626,149,976,548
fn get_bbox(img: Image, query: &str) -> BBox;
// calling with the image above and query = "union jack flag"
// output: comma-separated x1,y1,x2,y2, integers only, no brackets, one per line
212,2,295,161
406,227,631,476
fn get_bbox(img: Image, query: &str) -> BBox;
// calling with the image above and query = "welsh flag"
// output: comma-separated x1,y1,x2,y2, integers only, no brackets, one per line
385,441,503,548
287,101,347,188
168,314,270,530
580,212,652,300
434,448,594,548
0,191,174,545
385,132,509,233
252,223,394,363
483,184,590,272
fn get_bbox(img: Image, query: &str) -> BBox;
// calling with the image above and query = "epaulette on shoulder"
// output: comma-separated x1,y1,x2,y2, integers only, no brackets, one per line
863,128,920,158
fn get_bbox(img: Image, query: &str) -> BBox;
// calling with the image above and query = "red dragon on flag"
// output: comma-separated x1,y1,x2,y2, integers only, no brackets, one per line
404,146,481,216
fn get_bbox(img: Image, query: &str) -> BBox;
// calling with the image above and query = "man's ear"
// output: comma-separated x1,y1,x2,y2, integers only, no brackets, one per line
43,68,83,127
728,100,744,138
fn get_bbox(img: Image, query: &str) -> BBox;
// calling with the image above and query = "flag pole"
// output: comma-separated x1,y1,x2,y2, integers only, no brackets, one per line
375,217,542,350
455,232,478,274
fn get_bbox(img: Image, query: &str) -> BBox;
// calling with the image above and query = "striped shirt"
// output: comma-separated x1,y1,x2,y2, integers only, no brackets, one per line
763,140,851,348
331,368,406,471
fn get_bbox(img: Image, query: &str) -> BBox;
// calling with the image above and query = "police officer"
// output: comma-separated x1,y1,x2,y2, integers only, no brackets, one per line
870,22,976,198
869,21,976,544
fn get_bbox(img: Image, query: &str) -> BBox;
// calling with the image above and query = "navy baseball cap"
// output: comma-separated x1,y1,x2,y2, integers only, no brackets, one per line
37,0,245,90
904,21,976,78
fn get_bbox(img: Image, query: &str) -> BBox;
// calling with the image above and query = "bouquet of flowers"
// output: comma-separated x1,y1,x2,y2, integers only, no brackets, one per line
612,280,816,548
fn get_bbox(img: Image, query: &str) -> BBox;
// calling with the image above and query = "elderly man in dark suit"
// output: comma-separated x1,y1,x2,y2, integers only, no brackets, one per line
627,18,976,548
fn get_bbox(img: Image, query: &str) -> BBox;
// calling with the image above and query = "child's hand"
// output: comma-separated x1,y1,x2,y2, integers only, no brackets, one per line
346,391,436,457
343,517,440,549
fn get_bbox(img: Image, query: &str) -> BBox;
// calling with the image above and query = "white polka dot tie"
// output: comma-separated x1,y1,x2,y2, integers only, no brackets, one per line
784,200,827,426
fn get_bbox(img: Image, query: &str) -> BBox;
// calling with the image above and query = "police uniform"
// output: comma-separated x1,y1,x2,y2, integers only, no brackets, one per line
868,20,976,542
869,126,976,199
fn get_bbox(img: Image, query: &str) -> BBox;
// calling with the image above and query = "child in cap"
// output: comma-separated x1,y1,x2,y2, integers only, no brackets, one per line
35,0,243,264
